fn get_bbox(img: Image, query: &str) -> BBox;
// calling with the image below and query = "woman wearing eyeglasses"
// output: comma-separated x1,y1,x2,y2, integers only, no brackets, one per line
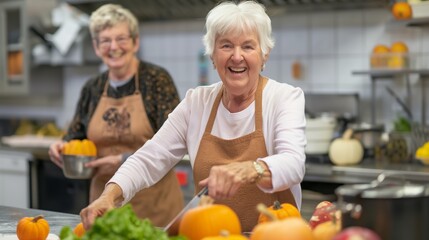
48,4,184,227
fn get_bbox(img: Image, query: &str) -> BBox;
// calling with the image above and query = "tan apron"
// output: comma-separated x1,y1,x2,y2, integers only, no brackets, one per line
87,71,184,227
193,76,297,232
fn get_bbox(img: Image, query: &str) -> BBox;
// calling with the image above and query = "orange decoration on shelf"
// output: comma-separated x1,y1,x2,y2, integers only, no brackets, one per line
370,44,390,68
392,2,412,20
390,41,409,53
372,44,390,54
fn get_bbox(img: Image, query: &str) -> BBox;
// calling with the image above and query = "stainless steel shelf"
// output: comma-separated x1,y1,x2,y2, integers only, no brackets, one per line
352,69,429,125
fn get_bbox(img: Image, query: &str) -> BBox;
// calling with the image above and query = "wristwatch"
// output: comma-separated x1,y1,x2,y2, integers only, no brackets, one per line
253,161,265,179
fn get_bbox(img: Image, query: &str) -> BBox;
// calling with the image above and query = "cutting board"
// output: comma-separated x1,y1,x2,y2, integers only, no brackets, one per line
0,233,59,240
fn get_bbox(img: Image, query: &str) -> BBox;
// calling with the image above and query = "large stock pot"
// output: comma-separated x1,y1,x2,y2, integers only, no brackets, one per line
335,174,429,240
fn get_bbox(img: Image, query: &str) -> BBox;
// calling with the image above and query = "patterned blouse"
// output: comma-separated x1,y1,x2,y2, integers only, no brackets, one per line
64,60,180,141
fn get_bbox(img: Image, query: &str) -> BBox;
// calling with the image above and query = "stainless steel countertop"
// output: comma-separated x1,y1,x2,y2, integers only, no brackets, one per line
0,206,80,235
305,160,429,184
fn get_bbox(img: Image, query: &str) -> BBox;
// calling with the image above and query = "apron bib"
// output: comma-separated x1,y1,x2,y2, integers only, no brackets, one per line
87,71,183,227
193,76,296,232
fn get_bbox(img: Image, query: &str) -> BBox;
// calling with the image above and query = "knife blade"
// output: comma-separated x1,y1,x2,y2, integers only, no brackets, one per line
163,186,208,233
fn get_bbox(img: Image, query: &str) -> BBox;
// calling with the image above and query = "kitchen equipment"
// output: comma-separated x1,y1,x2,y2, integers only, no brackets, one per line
61,154,95,179
163,186,208,234
305,115,336,154
351,123,384,158
335,173,429,240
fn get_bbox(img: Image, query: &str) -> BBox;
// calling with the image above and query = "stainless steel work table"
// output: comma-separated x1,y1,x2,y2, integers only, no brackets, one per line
305,160,429,184
0,205,80,235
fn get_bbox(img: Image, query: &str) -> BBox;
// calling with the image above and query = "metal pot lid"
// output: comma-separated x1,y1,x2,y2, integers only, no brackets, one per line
336,183,428,199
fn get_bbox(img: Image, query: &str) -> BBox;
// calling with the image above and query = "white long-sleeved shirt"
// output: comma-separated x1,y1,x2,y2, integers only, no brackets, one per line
109,78,307,209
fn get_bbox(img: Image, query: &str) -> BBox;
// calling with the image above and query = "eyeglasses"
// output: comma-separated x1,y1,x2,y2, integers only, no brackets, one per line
97,35,132,49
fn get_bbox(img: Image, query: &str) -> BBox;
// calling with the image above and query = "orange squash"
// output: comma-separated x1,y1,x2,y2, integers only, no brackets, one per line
313,221,341,240
179,196,241,240
73,222,85,237
392,2,412,20
16,215,50,240
62,139,97,156
202,230,248,240
370,44,390,68
251,217,314,240
391,41,409,53
257,200,301,223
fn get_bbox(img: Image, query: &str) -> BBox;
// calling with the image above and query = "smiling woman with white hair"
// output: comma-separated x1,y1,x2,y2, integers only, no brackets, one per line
48,3,184,228
80,0,306,233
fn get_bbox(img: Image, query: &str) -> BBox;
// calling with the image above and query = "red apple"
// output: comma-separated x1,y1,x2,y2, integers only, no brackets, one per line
333,226,381,240
309,201,336,229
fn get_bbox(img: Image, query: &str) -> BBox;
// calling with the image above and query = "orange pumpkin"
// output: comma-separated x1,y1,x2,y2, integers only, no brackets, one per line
16,215,50,240
392,2,412,20
73,222,85,237
313,221,341,240
258,200,301,223
63,139,97,156
251,217,314,240
388,41,409,69
370,44,390,68
391,41,409,53
179,196,241,240
372,44,390,54
202,230,248,240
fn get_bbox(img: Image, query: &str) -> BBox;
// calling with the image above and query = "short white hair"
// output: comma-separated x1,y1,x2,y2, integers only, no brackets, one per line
203,1,274,57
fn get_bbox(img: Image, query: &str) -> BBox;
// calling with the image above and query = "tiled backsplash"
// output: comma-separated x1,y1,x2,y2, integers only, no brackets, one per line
140,8,429,129
0,8,428,130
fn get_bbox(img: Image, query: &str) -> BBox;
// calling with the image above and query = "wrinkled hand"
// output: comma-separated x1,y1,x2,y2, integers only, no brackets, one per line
48,140,65,168
80,192,116,230
198,161,259,200
85,154,122,176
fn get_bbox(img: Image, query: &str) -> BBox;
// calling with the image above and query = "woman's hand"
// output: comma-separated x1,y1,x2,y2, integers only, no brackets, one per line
48,140,66,168
80,183,124,230
199,161,267,200
85,154,122,176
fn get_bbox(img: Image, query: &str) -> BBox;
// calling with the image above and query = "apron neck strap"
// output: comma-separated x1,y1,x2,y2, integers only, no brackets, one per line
205,75,267,133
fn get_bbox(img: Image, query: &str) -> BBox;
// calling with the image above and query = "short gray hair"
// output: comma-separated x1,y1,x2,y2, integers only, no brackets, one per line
203,1,274,57
89,4,139,40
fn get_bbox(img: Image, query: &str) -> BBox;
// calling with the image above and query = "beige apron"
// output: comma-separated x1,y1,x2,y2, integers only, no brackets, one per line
193,76,297,232
87,71,184,227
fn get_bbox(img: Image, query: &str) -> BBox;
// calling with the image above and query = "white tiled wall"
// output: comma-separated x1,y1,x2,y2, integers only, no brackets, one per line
1,8,428,129
139,8,429,128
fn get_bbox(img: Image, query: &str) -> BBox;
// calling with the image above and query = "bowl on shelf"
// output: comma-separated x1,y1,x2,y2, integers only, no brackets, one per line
61,154,95,179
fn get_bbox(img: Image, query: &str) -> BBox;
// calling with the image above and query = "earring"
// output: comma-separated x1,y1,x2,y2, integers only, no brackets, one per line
261,63,265,71
213,62,216,69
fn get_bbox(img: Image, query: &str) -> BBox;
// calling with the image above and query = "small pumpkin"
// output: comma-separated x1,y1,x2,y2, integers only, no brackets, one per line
73,222,85,237
257,200,300,223
251,204,314,240
179,196,241,240
63,139,97,156
392,2,412,20
370,44,390,68
16,215,50,240
329,129,364,166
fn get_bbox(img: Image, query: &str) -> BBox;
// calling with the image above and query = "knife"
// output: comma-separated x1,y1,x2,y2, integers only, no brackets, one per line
163,186,208,233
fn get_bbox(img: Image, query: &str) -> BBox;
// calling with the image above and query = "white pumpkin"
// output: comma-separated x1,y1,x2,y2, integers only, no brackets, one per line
329,129,364,165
